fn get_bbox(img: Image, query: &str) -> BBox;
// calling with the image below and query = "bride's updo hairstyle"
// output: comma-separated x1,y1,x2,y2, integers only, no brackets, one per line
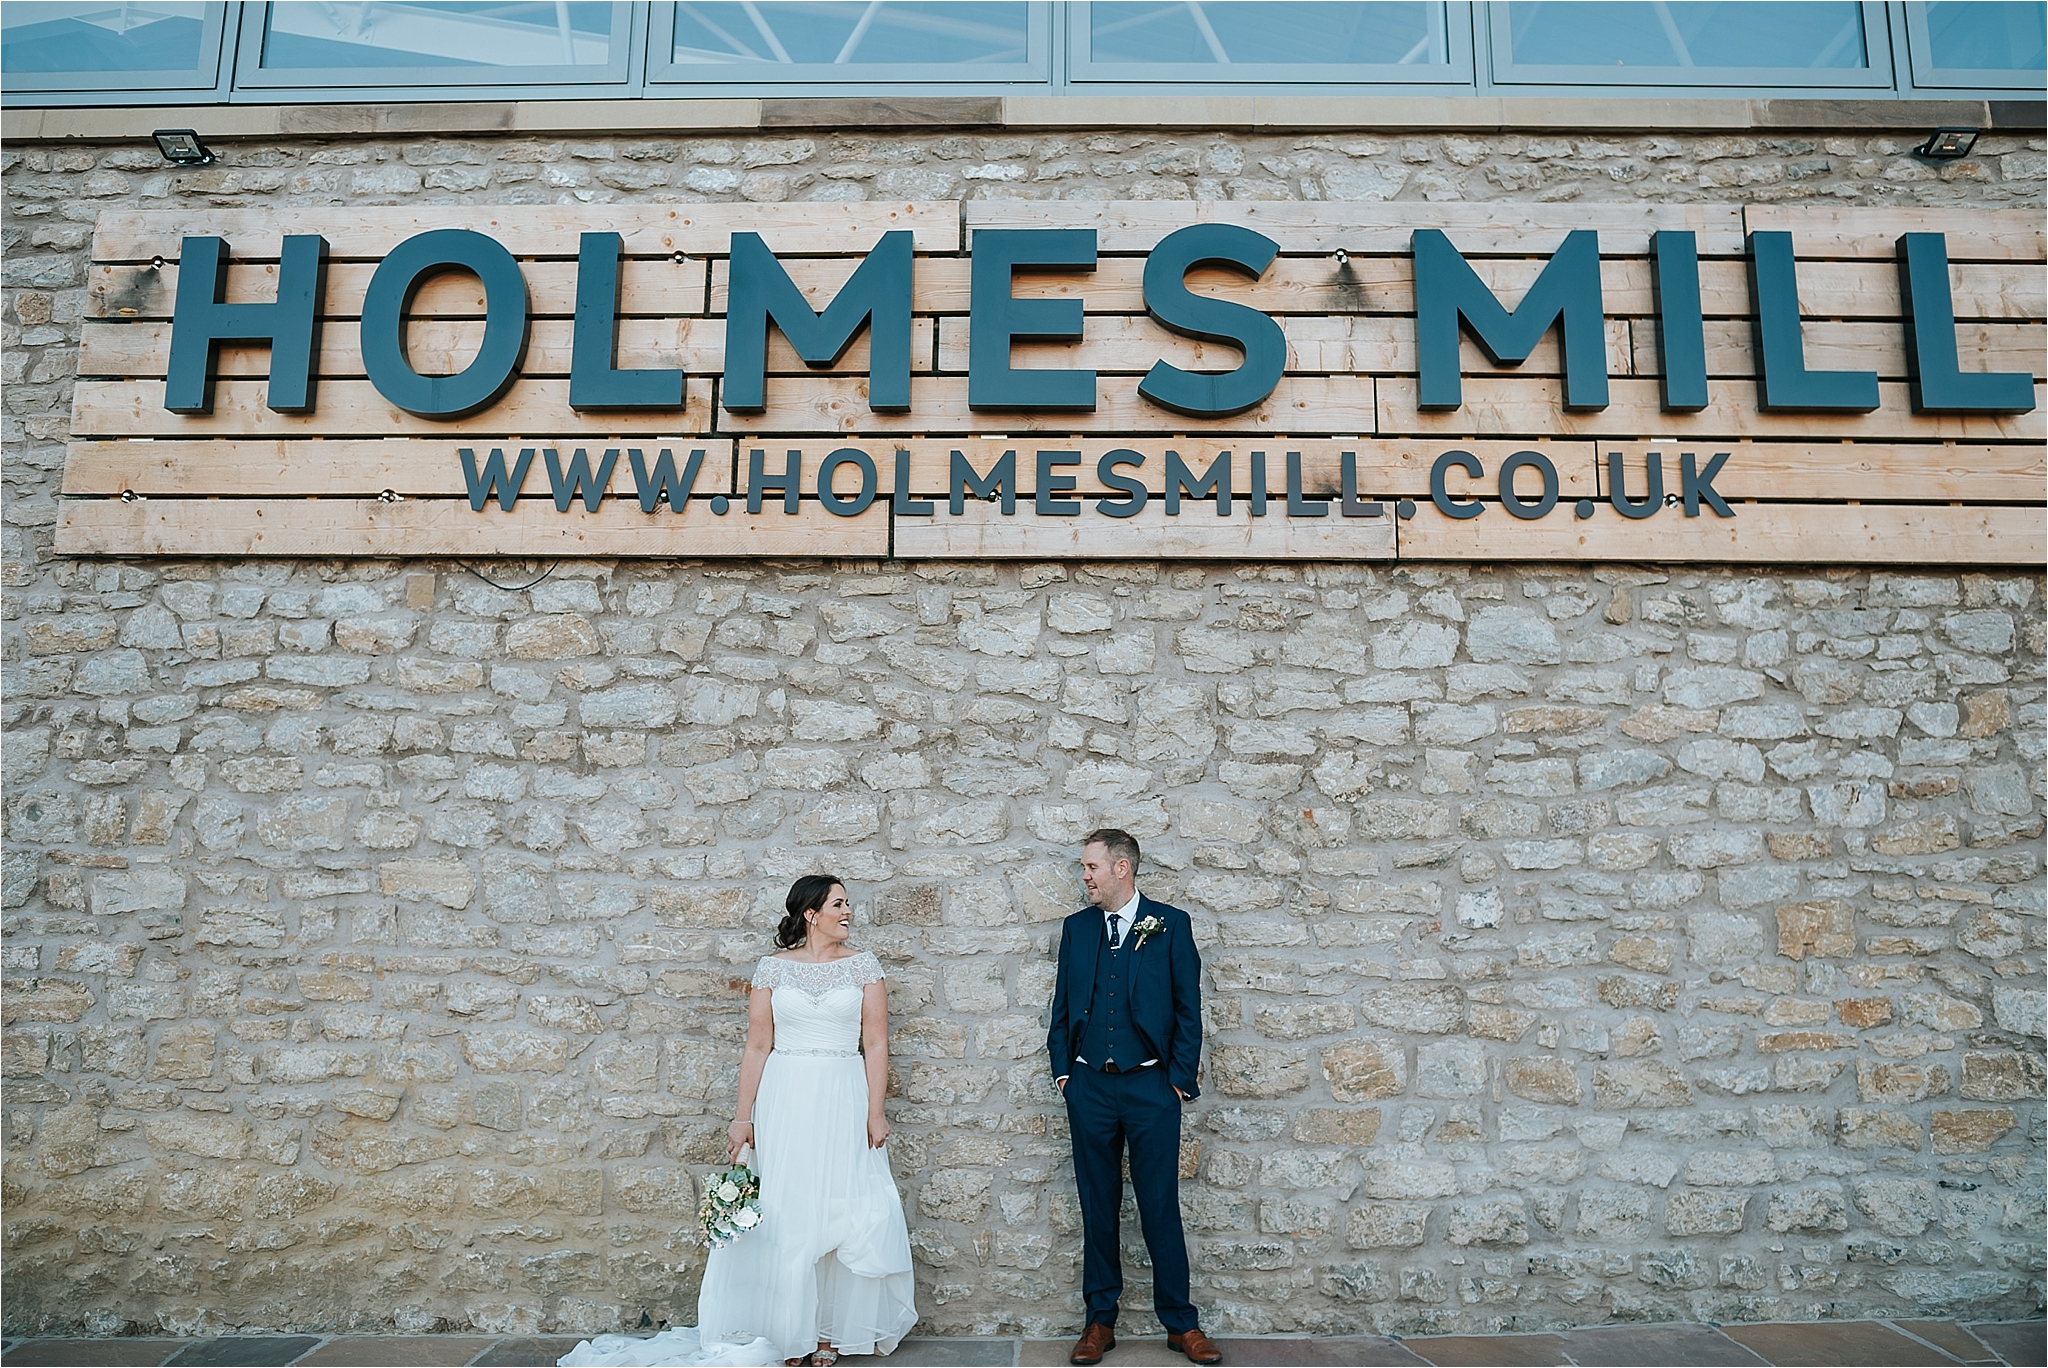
775,873,846,949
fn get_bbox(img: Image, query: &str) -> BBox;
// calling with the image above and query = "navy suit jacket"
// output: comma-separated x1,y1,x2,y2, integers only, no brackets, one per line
1046,893,1203,1101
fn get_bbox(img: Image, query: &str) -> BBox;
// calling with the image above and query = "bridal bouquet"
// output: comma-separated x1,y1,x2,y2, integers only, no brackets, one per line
697,1156,762,1248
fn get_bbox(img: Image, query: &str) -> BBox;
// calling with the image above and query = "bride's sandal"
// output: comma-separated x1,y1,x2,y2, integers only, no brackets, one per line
813,1349,840,1367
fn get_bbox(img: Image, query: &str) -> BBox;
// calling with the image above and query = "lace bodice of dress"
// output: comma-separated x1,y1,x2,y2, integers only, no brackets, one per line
752,951,884,1055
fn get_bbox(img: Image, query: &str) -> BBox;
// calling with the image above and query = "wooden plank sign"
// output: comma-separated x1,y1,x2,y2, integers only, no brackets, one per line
60,202,2044,565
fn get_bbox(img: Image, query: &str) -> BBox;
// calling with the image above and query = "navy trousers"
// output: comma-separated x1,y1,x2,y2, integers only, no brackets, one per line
1064,1063,1196,1332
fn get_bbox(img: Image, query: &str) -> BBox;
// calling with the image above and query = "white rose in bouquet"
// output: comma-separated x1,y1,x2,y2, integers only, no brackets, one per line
697,1159,764,1249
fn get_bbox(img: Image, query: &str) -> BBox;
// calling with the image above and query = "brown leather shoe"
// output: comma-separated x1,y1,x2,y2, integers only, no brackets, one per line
1069,1321,1116,1365
1169,1328,1223,1365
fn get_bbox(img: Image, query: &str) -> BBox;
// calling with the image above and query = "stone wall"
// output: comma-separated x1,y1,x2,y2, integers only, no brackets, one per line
4,124,2046,215
4,125,2046,1338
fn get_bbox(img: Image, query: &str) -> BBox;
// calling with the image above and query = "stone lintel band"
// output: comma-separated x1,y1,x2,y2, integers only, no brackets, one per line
5,97,2043,146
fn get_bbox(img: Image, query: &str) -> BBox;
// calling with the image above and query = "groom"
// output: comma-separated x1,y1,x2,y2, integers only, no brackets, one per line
1048,829,1221,1367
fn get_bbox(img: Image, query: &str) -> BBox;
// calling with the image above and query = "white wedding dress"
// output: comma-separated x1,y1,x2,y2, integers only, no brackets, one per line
561,951,917,1367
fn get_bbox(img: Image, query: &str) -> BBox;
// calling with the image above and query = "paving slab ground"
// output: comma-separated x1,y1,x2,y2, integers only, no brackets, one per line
1393,1334,1566,1366
1968,1324,2047,1368
0,1344,188,1367
1717,1319,1999,1367
293,1340,503,1367
1,1321,2040,1368
1553,1324,1768,1367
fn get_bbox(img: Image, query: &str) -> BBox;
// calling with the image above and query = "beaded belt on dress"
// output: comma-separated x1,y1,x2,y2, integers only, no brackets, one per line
775,1047,859,1057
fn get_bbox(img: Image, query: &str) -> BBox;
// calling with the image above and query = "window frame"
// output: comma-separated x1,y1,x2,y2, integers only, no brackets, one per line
1486,0,1898,91
5,0,2046,106
1902,0,2048,91
1066,0,1476,88
1,0,234,102
228,0,643,101
647,1,1052,93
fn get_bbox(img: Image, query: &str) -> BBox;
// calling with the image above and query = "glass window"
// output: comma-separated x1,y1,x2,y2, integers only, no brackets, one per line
259,1,616,68
654,1,1044,84
1072,1,1468,82
12,0,2048,105
1906,1,2047,87
1493,1,1891,85
2,1,226,93
1089,1,1447,66
673,1,1029,67
1922,1,2046,68
234,1,635,91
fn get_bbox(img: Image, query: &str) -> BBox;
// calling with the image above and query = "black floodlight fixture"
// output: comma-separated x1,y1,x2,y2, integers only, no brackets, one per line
153,129,213,166
1914,127,1981,159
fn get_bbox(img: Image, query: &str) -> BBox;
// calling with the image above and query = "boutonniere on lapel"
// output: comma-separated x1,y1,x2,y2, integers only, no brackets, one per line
1130,915,1166,949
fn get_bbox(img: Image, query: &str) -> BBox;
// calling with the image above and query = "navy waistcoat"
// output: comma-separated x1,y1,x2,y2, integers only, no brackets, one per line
1077,927,1131,1068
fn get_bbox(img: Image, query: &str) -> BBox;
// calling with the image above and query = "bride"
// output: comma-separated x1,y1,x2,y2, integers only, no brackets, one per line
561,875,918,1367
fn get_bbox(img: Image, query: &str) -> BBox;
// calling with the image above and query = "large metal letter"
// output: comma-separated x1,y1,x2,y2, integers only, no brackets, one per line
570,232,683,412
723,230,913,412
1414,228,1609,411
818,448,878,516
968,229,1097,410
1747,231,1878,413
1607,450,1663,520
1095,450,1148,518
1498,450,1558,520
1036,450,1082,516
459,446,534,511
893,449,935,517
361,229,529,420
1137,224,1287,417
544,447,619,512
1650,231,1709,412
1680,452,1735,518
1430,450,1484,519
164,234,328,414
1164,450,1232,516
748,448,802,514
1896,233,2036,415
629,448,705,513
1286,451,1327,518
950,449,1017,515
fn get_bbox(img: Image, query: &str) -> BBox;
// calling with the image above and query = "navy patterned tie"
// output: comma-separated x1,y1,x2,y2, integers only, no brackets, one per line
1108,914,1122,947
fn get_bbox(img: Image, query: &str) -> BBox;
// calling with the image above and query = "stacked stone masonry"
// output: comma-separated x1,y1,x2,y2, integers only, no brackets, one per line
4,127,2046,210
2,127,2045,1339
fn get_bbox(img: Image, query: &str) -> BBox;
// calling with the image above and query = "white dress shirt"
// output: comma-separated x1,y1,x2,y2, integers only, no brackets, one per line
1102,888,1143,949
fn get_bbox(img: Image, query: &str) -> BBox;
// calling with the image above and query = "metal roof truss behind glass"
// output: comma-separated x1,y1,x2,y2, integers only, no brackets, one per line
1487,1,1895,90
1,1,230,98
649,1,1049,92
1904,0,2048,89
1,1,2042,104
230,0,641,97
1069,1,1474,89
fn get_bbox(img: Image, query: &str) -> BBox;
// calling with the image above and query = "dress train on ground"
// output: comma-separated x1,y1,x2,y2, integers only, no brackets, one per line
560,951,916,1367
